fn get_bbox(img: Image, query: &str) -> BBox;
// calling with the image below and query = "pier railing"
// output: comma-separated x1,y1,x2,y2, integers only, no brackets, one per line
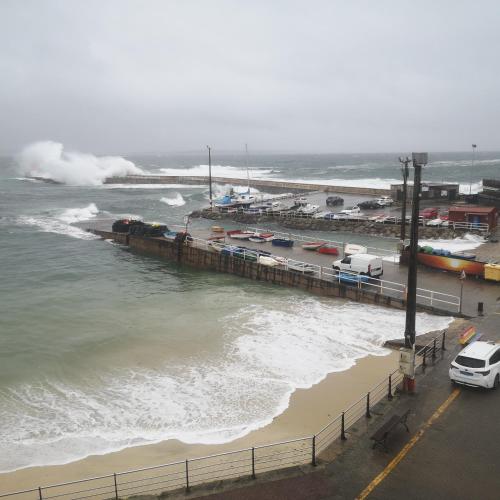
0,330,448,500
189,235,461,313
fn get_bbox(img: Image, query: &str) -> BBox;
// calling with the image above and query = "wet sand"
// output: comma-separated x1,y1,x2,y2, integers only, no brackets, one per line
0,350,399,493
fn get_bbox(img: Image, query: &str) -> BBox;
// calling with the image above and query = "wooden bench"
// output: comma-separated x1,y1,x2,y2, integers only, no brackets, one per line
370,409,410,452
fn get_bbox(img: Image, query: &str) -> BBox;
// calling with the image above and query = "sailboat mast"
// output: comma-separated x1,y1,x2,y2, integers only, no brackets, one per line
245,143,250,193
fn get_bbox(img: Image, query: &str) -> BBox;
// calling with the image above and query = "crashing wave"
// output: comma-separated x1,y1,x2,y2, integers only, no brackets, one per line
17,141,144,186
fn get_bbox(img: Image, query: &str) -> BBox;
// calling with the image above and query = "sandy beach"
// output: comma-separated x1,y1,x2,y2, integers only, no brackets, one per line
0,350,399,494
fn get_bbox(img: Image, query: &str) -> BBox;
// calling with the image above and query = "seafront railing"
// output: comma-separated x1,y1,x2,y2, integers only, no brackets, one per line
188,235,461,313
0,331,447,500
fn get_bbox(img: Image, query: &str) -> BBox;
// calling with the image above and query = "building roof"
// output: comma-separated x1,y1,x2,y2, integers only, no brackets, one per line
449,205,497,214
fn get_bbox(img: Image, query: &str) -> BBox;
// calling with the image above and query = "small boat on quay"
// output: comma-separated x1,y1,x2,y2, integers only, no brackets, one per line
163,230,178,240
227,229,256,240
211,225,224,233
287,261,317,274
258,255,281,266
316,244,339,256
272,238,294,248
302,241,326,251
249,236,266,243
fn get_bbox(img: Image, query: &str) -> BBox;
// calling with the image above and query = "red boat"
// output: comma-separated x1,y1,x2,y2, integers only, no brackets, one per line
302,241,326,251
316,244,339,255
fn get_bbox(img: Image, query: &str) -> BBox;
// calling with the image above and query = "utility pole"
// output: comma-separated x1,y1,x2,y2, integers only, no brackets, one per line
398,156,411,243
207,145,213,209
401,152,428,393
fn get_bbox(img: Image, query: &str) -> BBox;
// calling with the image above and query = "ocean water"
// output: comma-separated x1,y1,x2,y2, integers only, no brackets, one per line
2,147,495,472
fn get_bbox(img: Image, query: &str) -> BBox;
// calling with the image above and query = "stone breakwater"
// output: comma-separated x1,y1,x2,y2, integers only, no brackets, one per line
191,210,475,239
105,175,391,196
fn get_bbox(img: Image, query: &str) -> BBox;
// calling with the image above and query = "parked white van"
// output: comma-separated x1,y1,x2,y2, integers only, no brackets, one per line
333,253,383,277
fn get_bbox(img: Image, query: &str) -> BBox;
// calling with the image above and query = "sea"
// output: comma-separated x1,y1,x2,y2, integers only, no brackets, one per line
1,143,497,473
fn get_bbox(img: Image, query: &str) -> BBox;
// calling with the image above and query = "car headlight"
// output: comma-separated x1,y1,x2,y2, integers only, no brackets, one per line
476,370,490,376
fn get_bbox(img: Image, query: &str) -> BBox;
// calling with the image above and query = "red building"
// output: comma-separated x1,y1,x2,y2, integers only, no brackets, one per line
448,206,498,230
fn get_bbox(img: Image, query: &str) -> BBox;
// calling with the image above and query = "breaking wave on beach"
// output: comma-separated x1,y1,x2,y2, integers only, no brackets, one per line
0,298,453,472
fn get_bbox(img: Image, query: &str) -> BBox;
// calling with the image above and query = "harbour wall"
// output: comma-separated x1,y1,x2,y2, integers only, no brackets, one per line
90,229,455,316
105,175,391,196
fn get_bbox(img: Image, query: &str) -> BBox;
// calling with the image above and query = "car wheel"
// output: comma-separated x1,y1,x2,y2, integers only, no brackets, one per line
493,374,499,390
333,266,340,271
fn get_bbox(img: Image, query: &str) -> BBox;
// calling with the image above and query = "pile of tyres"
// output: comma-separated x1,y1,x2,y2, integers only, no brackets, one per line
112,219,168,237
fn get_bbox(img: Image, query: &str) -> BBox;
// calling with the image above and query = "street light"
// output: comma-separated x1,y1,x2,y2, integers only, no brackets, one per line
401,152,428,393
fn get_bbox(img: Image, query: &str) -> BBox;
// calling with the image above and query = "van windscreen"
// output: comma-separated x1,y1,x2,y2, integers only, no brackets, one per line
455,355,485,368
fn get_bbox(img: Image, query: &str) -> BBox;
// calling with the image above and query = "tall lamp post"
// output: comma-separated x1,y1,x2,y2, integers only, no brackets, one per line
401,152,428,392
207,145,213,209
398,156,411,244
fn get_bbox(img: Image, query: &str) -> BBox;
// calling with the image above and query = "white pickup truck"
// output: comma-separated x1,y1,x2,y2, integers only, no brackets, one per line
333,253,384,277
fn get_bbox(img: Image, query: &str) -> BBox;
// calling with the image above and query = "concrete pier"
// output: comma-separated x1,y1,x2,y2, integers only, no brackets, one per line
90,229,456,317
104,175,391,196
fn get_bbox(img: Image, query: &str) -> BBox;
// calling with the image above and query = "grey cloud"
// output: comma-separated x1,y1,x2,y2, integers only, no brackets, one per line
1,0,499,153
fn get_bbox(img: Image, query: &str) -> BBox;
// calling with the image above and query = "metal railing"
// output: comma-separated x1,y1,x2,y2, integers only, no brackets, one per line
0,329,449,500
189,235,460,312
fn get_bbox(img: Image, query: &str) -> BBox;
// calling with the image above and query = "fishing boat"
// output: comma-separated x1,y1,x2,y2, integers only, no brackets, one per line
226,229,255,240
287,262,316,274
402,245,486,277
229,231,255,240
258,255,280,266
272,238,294,248
415,251,485,277
163,230,178,240
302,241,326,251
317,244,339,255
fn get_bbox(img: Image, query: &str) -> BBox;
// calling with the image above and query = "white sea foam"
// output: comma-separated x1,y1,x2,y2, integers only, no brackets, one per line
0,298,453,472
16,204,100,240
160,193,186,207
100,183,206,189
419,233,486,253
17,141,144,185
160,165,274,179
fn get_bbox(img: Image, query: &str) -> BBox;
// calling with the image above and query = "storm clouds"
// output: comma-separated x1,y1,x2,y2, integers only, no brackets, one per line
1,0,499,153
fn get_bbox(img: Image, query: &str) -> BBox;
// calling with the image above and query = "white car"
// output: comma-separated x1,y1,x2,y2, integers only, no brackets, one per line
449,341,500,389
340,206,361,215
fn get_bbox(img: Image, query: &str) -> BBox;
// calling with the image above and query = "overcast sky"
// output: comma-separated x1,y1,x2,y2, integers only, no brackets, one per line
1,0,499,154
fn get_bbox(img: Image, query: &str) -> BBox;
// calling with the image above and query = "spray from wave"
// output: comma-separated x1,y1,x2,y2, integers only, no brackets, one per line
17,141,144,186
17,203,100,240
160,193,186,207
